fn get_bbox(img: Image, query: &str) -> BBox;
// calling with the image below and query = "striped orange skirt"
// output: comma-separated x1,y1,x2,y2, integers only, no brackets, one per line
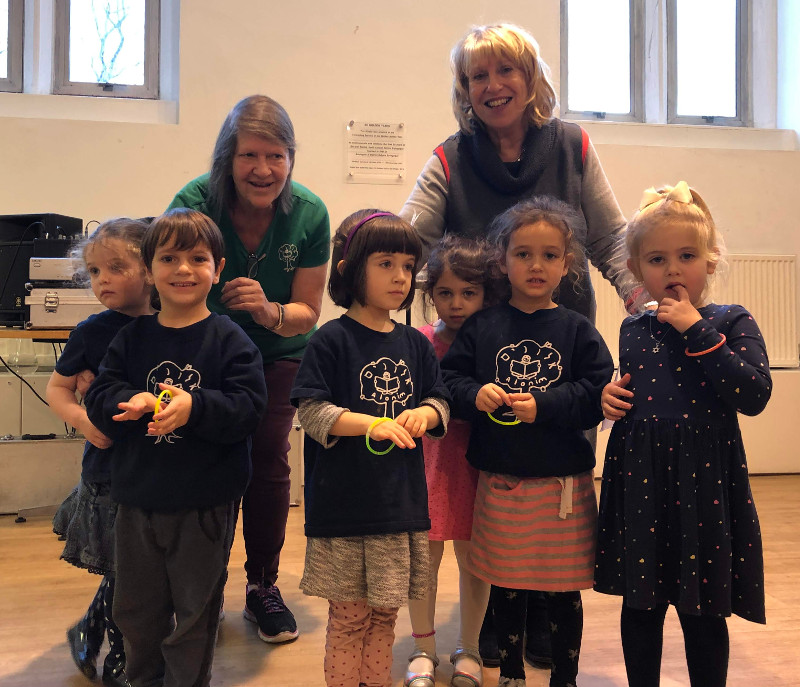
466,470,597,592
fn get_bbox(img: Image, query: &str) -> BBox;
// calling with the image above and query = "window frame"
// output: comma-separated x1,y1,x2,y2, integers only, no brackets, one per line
666,0,752,127
52,0,160,99
561,0,752,127
0,0,23,93
559,0,644,123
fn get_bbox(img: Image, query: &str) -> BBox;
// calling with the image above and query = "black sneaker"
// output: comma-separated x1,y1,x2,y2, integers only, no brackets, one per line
243,584,299,644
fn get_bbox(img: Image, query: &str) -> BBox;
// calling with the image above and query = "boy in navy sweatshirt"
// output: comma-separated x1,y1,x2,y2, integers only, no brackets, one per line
86,208,267,687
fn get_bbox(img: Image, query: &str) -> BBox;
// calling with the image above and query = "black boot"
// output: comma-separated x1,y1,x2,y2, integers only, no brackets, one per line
67,619,103,679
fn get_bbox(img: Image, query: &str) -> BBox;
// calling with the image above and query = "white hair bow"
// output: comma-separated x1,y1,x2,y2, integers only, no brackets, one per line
638,180,693,212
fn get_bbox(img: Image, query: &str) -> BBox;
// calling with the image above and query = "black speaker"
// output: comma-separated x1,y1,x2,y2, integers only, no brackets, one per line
0,213,83,241
0,214,83,327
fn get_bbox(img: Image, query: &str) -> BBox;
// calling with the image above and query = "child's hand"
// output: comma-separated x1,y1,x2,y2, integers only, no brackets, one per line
395,408,429,439
369,418,416,449
113,392,158,422
75,369,96,397
78,416,113,450
147,383,193,436
656,285,702,333
476,383,511,413
509,392,537,423
602,373,634,420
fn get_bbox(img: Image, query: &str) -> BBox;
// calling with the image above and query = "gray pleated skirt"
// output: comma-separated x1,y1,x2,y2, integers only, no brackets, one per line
301,530,430,608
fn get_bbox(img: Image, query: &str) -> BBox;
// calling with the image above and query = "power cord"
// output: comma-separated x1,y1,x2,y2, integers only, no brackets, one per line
0,351,49,406
0,221,45,309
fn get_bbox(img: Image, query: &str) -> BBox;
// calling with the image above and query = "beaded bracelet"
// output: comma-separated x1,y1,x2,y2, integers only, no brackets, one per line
366,417,394,455
411,629,436,639
685,333,726,357
265,302,285,331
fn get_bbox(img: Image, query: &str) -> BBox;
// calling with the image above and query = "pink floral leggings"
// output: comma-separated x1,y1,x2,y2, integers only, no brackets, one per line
324,600,398,687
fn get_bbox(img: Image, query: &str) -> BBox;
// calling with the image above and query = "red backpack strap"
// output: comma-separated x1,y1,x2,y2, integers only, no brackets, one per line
580,126,589,165
433,144,450,184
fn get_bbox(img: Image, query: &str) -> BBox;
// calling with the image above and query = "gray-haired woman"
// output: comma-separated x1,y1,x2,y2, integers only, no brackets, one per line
169,94,331,645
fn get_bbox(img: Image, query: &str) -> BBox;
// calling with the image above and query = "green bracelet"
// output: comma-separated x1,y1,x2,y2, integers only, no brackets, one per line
365,417,394,455
486,410,521,426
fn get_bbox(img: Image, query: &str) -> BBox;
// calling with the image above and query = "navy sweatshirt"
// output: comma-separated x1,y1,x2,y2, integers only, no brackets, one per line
441,303,613,478
291,316,449,538
85,313,267,511
55,309,134,482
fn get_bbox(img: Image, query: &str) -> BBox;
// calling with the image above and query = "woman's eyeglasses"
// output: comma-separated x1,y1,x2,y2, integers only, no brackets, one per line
246,253,266,279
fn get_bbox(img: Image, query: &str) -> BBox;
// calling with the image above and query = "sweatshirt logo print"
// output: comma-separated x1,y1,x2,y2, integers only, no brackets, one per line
278,243,299,271
146,361,202,444
359,356,413,418
495,339,563,393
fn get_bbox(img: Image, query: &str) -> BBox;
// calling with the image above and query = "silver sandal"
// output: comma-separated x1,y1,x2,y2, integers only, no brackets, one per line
450,647,483,687
405,648,439,687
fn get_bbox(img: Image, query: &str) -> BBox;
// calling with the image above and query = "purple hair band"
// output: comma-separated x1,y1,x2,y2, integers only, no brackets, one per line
342,212,395,258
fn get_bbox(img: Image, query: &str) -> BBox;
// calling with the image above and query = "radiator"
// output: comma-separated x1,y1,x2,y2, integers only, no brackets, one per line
590,254,799,368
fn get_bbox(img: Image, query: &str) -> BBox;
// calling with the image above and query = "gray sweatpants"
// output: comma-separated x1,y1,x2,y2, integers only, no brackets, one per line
113,501,238,687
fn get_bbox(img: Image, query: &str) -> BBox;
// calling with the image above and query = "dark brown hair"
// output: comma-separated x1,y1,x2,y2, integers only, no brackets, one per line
488,196,586,297
421,234,503,310
142,208,225,269
328,209,422,310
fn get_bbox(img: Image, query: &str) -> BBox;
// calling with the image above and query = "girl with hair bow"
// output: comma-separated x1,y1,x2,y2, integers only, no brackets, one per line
596,181,771,687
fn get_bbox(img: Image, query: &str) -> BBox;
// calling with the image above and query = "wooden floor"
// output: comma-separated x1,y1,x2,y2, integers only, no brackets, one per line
0,475,798,687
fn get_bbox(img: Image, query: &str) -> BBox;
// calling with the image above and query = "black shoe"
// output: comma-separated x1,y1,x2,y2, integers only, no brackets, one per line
102,655,131,687
67,620,102,679
523,645,552,670
243,584,299,644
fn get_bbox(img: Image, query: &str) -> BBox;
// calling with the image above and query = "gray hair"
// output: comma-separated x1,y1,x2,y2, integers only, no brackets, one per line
208,95,296,218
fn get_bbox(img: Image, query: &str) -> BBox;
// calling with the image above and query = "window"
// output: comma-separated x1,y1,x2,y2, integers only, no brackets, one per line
0,0,23,93
561,0,642,121
0,0,173,107
668,0,748,125
562,0,752,127
54,0,160,99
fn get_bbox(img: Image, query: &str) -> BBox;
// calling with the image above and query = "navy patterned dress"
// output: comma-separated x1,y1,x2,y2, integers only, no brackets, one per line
594,304,770,623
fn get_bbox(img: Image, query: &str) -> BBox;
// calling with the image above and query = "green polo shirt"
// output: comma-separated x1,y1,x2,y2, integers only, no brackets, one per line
168,174,331,363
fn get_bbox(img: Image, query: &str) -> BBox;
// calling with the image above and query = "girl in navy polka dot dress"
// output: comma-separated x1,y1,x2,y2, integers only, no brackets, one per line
595,181,771,687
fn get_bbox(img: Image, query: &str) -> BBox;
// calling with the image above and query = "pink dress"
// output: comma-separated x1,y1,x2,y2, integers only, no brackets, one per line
420,324,479,541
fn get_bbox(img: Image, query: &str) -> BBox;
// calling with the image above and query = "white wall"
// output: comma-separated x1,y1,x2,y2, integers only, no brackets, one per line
2,1,798,269
1,0,798,472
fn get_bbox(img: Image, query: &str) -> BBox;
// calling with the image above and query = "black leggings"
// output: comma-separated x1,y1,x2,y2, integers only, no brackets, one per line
620,602,729,687
491,586,582,687
83,576,125,663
